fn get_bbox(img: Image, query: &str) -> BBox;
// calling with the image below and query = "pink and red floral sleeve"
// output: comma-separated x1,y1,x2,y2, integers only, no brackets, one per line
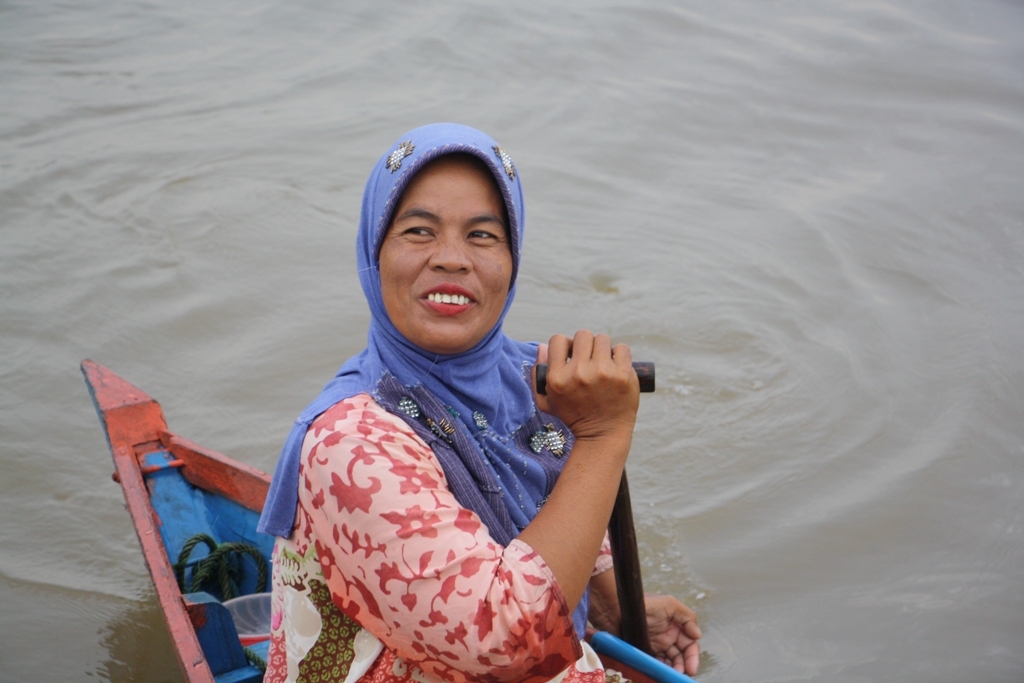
594,534,613,577
294,395,583,683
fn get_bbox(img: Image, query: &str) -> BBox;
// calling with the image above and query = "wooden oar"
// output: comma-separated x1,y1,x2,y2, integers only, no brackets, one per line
536,361,656,654
607,469,652,653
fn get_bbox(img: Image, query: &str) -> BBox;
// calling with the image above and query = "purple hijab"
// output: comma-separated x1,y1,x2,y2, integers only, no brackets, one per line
257,123,588,634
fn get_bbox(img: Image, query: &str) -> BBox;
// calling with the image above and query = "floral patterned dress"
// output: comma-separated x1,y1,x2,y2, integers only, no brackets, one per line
263,394,615,683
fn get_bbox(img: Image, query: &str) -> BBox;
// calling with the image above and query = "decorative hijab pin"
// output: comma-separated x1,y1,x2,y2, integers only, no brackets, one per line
386,140,415,173
397,396,421,419
492,146,516,180
529,424,567,458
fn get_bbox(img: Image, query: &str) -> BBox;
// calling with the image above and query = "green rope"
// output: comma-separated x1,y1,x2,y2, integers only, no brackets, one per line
173,533,269,600
243,646,267,673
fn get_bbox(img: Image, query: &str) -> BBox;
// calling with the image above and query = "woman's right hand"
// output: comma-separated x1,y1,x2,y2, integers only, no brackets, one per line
532,330,640,444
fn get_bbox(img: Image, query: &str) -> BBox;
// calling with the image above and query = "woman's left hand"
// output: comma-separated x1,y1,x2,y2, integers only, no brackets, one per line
645,593,702,677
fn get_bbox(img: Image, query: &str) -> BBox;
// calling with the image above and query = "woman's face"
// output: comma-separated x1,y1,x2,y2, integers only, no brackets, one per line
379,155,513,355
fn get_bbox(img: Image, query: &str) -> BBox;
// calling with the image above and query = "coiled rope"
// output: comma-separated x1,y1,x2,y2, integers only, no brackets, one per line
173,533,269,600
243,646,267,673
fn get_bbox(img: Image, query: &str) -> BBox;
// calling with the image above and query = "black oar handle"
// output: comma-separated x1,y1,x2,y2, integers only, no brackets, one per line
534,361,655,395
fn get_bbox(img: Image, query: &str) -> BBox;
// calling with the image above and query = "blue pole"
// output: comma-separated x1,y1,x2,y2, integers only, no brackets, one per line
590,631,700,683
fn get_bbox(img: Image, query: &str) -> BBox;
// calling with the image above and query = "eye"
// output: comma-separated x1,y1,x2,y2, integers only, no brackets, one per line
400,226,434,239
468,228,504,242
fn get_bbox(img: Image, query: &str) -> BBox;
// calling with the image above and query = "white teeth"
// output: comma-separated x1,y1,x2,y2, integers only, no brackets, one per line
428,293,470,305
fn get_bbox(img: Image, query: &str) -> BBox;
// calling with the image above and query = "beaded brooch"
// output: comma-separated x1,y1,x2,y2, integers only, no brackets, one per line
386,140,415,173
529,424,567,458
492,146,516,180
426,416,456,445
397,396,421,419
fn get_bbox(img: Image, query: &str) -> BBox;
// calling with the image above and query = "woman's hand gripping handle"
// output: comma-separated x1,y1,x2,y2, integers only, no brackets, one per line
532,330,640,445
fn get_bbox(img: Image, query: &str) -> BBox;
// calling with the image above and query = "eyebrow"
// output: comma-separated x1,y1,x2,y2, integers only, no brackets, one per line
393,208,440,223
393,207,506,228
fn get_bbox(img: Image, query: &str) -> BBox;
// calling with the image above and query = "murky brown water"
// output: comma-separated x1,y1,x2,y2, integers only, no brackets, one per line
2,1,1023,681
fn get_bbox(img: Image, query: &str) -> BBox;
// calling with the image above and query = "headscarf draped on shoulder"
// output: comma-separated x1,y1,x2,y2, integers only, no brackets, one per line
259,125,585,633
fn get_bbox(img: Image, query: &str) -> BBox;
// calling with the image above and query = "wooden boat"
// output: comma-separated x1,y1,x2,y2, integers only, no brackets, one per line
83,360,683,683
84,360,273,683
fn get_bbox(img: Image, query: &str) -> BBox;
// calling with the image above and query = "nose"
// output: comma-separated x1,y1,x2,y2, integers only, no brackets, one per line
428,233,471,272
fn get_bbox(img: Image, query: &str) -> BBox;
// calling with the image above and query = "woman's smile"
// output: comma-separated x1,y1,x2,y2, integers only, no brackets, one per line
378,154,512,354
424,283,475,312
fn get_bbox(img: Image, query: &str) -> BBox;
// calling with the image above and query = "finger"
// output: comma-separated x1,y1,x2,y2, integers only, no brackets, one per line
611,342,634,370
592,333,613,361
547,334,571,370
683,617,702,641
658,651,685,674
571,329,595,362
683,642,700,677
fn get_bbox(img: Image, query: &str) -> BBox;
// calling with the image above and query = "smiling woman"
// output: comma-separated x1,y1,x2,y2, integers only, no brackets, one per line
379,154,513,355
256,123,701,683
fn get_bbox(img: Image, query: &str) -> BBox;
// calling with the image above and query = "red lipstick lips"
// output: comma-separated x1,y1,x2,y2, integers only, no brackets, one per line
423,283,475,315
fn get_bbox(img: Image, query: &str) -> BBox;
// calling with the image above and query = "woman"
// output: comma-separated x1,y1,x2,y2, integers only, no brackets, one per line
258,123,701,683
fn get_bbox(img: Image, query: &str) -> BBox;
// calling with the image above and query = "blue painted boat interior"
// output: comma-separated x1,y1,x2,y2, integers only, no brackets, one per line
140,450,274,681
141,449,274,599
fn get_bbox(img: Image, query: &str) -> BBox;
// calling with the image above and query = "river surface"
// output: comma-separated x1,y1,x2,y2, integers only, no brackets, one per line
2,1,1023,681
